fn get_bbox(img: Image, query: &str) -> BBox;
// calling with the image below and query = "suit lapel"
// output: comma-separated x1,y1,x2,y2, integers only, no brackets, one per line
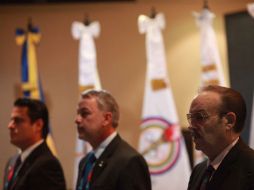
10,142,50,190
208,139,244,189
189,161,208,190
91,135,121,184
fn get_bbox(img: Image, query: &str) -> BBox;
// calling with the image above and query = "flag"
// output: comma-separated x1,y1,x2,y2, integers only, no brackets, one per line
249,92,254,149
71,20,101,189
247,4,254,149
194,8,226,87
15,24,57,156
193,8,227,165
247,3,254,18
138,12,191,190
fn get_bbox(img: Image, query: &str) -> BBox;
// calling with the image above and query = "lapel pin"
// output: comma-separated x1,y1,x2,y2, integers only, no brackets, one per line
98,161,104,167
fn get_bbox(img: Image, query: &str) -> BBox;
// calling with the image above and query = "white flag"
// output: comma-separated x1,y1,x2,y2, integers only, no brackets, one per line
249,92,254,149
247,3,254,18
247,4,254,149
194,8,226,87
138,12,191,190
71,20,101,189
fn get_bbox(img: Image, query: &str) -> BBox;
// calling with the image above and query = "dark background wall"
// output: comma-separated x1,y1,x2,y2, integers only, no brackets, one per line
225,11,254,144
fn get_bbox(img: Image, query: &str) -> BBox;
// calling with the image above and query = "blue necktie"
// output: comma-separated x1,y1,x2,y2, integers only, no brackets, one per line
78,152,96,190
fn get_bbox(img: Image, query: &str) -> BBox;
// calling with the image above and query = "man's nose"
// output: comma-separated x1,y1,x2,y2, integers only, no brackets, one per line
8,120,15,129
75,114,82,124
187,125,192,131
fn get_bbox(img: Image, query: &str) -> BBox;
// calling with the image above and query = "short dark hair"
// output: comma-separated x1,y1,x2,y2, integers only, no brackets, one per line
14,98,49,139
200,85,246,133
81,89,120,128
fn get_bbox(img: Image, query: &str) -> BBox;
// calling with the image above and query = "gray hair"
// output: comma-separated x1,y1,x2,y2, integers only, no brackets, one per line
81,89,120,128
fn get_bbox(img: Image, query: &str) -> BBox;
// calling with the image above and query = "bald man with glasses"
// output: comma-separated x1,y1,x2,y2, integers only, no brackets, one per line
187,85,254,190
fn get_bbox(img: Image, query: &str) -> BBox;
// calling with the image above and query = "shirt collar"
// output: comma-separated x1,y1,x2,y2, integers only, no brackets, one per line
210,137,239,170
19,139,44,163
93,131,117,159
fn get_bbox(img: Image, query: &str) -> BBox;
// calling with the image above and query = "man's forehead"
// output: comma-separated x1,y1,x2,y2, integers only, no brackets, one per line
190,91,220,111
13,106,28,112
189,109,206,113
11,106,29,116
78,97,96,109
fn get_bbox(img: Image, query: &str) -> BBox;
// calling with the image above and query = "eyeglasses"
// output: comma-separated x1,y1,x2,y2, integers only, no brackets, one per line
186,111,227,125
186,112,209,125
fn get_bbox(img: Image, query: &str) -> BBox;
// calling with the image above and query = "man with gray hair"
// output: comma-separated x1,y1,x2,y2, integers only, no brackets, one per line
75,89,151,190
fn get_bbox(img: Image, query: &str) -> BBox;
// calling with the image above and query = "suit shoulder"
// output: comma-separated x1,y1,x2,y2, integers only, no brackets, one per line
192,160,207,171
117,138,142,158
26,143,64,172
238,145,254,167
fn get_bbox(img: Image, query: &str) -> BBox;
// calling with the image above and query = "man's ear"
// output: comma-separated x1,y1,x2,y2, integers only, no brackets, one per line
103,112,112,126
34,118,43,134
224,112,236,130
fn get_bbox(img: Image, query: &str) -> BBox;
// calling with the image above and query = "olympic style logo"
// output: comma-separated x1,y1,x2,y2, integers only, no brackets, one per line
139,117,181,175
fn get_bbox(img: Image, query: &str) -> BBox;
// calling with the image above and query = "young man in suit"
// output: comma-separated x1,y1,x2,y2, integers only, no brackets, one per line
75,89,151,190
3,98,66,190
187,85,254,190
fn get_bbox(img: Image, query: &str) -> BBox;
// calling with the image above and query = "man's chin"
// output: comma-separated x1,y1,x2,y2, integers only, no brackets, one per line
193,138,203,150
10,139,20,148
10,137,16,144
194,145,202,151
77,134,84,140
77,134,88,142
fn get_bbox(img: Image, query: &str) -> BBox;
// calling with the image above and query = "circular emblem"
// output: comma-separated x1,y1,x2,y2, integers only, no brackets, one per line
139,117,181,175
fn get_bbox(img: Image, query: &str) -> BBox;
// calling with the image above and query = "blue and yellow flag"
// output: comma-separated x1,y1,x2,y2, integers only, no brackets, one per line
16,25,57,156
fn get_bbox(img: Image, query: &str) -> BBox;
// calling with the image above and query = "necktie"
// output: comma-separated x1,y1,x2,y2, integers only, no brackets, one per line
199,165,215,190
6,155,22,190
78,152,97,190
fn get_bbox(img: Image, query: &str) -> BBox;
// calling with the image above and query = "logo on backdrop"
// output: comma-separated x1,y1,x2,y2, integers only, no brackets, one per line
139,117,181,175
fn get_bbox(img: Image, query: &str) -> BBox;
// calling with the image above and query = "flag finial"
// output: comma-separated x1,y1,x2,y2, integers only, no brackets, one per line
27,17,33,31
150,6,157,19
83,13,91,26
203,0,209,9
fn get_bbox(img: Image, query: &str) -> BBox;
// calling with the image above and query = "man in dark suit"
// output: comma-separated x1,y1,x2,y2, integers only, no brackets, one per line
3,98,66,190
75,89,151,190
187,85,254,190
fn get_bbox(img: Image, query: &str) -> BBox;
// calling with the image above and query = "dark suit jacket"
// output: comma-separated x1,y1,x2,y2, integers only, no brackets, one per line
188,138,254,190
3,141,66,190
76,134,151,190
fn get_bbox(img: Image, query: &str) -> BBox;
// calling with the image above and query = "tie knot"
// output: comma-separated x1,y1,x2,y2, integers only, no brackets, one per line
206,165,215,174
14,155,22,169
88,152,96,164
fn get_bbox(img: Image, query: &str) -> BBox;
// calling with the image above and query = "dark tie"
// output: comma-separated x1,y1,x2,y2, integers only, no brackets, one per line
7,155,22,190
199,165,215,190
78,152,97,190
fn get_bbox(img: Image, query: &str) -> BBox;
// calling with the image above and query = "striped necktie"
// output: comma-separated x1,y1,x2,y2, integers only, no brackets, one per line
7,155,22,190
